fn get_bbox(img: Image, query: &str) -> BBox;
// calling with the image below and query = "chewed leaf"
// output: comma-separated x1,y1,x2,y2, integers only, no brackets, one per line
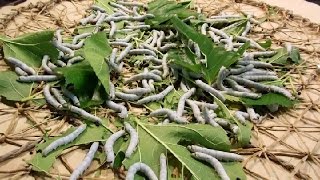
262,47,301,65
241,93,297,107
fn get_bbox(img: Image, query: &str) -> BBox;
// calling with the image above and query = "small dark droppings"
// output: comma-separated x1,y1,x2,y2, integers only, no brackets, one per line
236,177,241,180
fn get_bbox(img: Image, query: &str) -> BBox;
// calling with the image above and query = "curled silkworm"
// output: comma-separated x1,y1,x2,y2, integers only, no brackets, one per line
249,51,277,58
246,107,260,122
267,104,279,112
165,30,175,40
105,130,125,166
69,105,102,124
191,152,230,180
67,56,84,66
241,19,251,36
124,122,138,158
186,100,205,124
161,54,169,78
136,85,174,105
70,142,99,180
123,87,152,95
116,43,133,63
109,2,133,13
15,67,28,76
80,14,96,25
195,80,225,102
188,145,244,162
216,66,230,90
56,60,66,67
158,43,178,52
6,57,36,75
53,40,74,57
126,25,150,30
91,5,106,12
201,23,208,35
63,40,85,50
225,78,251,93
109,21,116,39
117,1,146,7
124,72,162,84
160,154,167,180
41,55,54,74
106,100,128,118
241,75,278,81
157,31,165,48
208,31,220,43
234,36,265,51
129,49,157,57
18,75,59,82
234,111,248,124
115,92,141,101
43,84,63,110
237,60,273,68
109,81,115,100
43,124,86,156
54,29,63,43
229,64,254,75
177,88,196,117
203,107,219,127
126,162,158,180
150,108,188,124
223,90,261,99
61,87,80,106
50,87,67,106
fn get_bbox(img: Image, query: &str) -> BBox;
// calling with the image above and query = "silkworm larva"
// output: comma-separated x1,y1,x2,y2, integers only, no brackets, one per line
148,79,155,92
229,64,254,75
165,30,175,40
124,72,162,84
124,122,138,158
241,53,254,61
189,100,219,110
115,33,138,43
61,87,80,106
41,55,54,74
109,21,116,39
186,100,205,124
105,14,154,22
105,130,126,166
109,2,133,13
160,154,167,180
156,31,165,48
123,87,152,95
195,80,225,102
208,27,229,40
109,81,115,100
246,107,260,122
216,66,230,91
191,152,230,180
58,51,64,59
15,67,28,76
53,40,74,57
91,5,106,12
63,40,85,50
188,145,244,162
161,119,170,124
180,81,189,92
69,105,102,124
43,84,63,110
6,57,36,75
182,16,195,22
56,60,67,67
241,20,251,36
116,43,133,63
92,11,102,22
158,43,177,52
54,29,63,44
150,30,159,47
177,88,196,117
225,78,251,93
201,23,208,35
141,43,157,52
241,70,277,76
161,54,169,78
241,75,278,81
214,118,230,128
194,42,202,58
80,14,96,25
129,49,157,57
223,90,261,99
237,60,273,68
69,142,99,180
136,85,174,105
106,100,128,118
18,75,59,82
50,87,67,106
208,31,220,43
210,14,241,19
126,25,150,30
234,111,247,124
230,124,239,134
67,56,84,66
203,107,219,127
249,51,277,58
115,92,141,101
150,108,188,124
47,62,57,70
95,13,106,26
267,104,279,112
125,162,158,180
116,1,146,7
42,124,86,156
234,36,265,51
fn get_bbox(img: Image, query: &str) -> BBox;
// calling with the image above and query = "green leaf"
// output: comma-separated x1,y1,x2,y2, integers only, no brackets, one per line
1,31,59,67
94,0,114,14
262,47,301,65
241,93,297,107
258,39,272,49
83,32,111,94
223,20,247,36
0,71,33,101
29,124,110,173
163,89,184,109
169,50,202,73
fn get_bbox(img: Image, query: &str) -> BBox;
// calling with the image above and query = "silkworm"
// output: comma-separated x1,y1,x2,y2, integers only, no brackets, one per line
203,107,219,127
50,87,67,106
150,30,158,47
158,43,178,52
116,33,138,43
193,42,202,58
225,78,251,93
223,90,261,99
216,66,230,91
241,69,277,76
189,100,219,110
58,51,65,59
230,124,239,134
124,122,138,158
116,43,133,63
195,80,225,102
14,67,28,76
177,88,196,117
237,60,273,68
188,145,244,162
109,2,133,13
210,15,241,19
150,108,188,124
56,60,67,67
185,100,205,124
246,107,260,122
109,81,115,100
191,152,230,180
80,14,96,25
201,23,208,35
241,53,254,61
241,19,251,36
67,56,84,66
69,142,99,180
180,81,189,92
214,117,229,128
95,13,106,26
208,31,220,43
117,1,146,7
208,27,229,40
206,18,234,24
63,40,85,50
124,72,162,84
249,51,277,58
69,105,102,124
105,130,125,166
47,62,57,70
107,48,122,72
267,104,279,112
115,92,141,101
61,87,80,106
54,29,63,43
126,162,158,180
109,21,116,39
110,42,132,47
161,119,170,125
43,84,63,110
126,25,150,30
148,79,155,92
234,36,265,51
91,5,106,12
123,87,152,95
165,30,175,40
182,16,195,22
53,40,74,57
156,31,165,48
92,11,102,22
241,75,278,81
18,75,59,82
105,14,154,22
136,85,174,105
6,57,36,75
160,154,167,180
42,124,86,156
41,55,54,74
106,100,128,118
229,64,254,75
234,111,248,124
129,49,157,57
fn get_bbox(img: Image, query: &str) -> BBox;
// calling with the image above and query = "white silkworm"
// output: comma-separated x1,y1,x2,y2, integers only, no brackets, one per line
123,87,152,95
14,67,28,76
234,36,265,51
241,75,278,81
67,56,84,66
91,5,106,12
150,108,188,124
117,1,146,7
208,31,220,43
157,31,165,48
229,64,254,75
195,80,225,102
177,88,196,117
126,162,158,180
136,85,174,105
191,152,230,180
188,145,244,162
69,105,102,124
109,81,115,100
241,19,251,36
106,100,128,118
148,79,155,92
267,104,279,112
223,90,261,99
95,13,106,27
47,62,57,70
80,14,96,25
285,43,292,55
237,60,273,68
41,55,54,74
158,43,178,52
150,30,158,47
214,118,229,128
93,11,102,23
53,39,74,57
206,18,233,24
209,27,233,50
124,122,138,158
105,130,125,166
105,14,154,22
109,21,116,39
70,142,99,180
161,54,169,78
194,43,202,58
201,23,208,35
43,84,63,110
141,43,157,52
107,48,122,72
180,81,189,92
6,57,36,75
225,78,251,93
210,14,241,19
216,66,230,91
109,2,133,13
186,100,205,124
126,25,150,30
18,75,59,82
54,29,63,43
246,107,260,122
116,43,133,63
124,72,162,84
62,40,85,50
203,107,219,127
50,87,67,106
115,92,141,101
234,111,248,124
129,49,157,57
144,56,162,64
165,30,175,40
42,124,86,156
109,42,132,47
56,60,66,67
115,33,138,43
241,69,277,76
160,154,167,180
249,51,277,58
189,100,218,110
61,87,80,106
